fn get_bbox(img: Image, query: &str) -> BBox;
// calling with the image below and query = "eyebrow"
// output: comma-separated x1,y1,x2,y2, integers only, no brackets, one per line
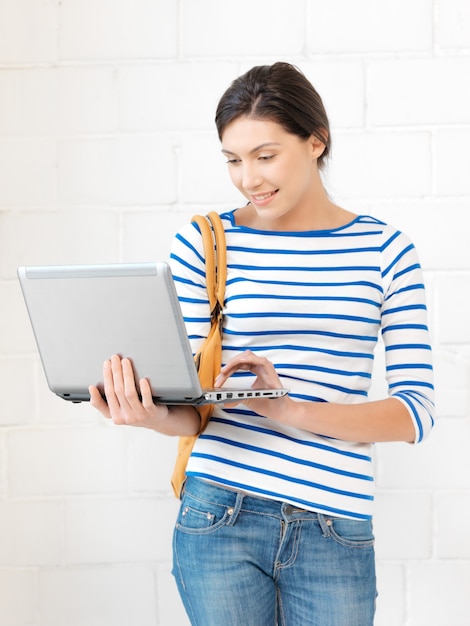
221,142,281,156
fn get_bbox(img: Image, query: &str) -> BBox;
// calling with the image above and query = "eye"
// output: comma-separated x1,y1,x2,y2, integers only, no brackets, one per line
225,158,241,165
259,154,275,161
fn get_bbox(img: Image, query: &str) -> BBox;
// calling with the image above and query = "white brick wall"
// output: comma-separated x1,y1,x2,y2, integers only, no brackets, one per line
1,1,469,624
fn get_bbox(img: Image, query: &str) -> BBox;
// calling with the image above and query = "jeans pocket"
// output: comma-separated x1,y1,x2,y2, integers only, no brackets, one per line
323,516,375,549
175,492,232,535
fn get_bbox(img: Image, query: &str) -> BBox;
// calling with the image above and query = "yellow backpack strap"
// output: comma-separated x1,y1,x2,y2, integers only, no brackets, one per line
170,213,226,499
191,214,217,314
206,211,227,312
191,212,227,324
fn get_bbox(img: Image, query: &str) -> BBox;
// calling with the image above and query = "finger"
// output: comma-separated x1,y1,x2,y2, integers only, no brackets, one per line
109,354,131,406
216,352,268,386
139,378,155,410
121,357,141,405
89,385,111,419
102,357,123,414
215,351,255,380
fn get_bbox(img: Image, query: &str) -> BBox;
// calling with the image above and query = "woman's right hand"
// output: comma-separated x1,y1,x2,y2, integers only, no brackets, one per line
89,354,200,436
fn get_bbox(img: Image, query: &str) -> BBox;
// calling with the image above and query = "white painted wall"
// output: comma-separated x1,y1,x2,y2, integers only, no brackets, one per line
1,1,469,624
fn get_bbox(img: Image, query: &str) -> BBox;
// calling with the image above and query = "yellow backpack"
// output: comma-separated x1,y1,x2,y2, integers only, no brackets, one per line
170,212,227,497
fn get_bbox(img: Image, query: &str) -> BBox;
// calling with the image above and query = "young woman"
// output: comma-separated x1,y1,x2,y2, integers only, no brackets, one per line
90,62,435,625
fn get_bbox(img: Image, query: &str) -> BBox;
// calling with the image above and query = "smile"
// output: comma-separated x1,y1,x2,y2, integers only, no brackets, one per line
251,190,278,202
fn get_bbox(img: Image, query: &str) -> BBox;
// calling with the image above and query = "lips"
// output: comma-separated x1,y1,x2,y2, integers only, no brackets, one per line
250,190,278,203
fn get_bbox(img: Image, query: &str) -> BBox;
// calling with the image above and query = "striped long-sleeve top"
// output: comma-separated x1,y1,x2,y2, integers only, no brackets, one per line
169,211,435,520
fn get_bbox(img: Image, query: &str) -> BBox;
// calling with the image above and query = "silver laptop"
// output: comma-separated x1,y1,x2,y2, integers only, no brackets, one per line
17,262,288,405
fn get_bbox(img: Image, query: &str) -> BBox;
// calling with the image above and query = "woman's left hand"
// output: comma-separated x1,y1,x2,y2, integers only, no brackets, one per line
214,350,290,418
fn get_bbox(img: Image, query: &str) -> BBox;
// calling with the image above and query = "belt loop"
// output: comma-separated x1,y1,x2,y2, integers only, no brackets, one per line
317,513,332,537
225,490,245,526
178,477,188,500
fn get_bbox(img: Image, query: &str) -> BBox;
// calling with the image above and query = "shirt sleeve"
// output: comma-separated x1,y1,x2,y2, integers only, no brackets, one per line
168,220,212,357
380,227,435,443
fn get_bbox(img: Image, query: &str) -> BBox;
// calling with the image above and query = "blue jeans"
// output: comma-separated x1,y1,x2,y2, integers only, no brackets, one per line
172,477,377,626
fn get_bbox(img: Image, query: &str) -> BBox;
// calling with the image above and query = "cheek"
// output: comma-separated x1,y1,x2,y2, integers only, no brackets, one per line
228,167,243,190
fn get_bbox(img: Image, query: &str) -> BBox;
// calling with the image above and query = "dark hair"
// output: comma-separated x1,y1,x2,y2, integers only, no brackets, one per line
215,62,331,168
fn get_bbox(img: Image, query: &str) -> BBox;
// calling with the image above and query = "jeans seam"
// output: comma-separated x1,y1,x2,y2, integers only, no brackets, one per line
328,527,375,549
172,540,199,625
276,586,286,626
276,521,302,572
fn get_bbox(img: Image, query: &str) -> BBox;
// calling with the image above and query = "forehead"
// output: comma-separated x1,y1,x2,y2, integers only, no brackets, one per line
221,116,294,153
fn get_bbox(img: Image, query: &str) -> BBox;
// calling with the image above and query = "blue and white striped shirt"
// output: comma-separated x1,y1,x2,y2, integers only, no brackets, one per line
169,211,435,520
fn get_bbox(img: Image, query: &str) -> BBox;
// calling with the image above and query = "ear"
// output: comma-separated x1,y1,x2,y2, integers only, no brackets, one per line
309,131,328,159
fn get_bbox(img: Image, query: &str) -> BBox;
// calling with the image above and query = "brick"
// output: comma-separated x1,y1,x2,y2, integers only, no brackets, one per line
0,283,37,354
408,562,470,625
436,274,470,343
0,568,38,626
0,211,120,280
157,564,190,626
368,200,470,272
112,135,178,205
376,419,470,490
39,565,158,626
125,427,179,493
374,564,405,626
325,131,432,199
7,426,128,496
181,0,304,56
301,60,365,129
0,138,57,208
368,58,470,126
7,356,100,427
436,0,470,49
307,0,432,53
58,136,177,207
122,210,195,263
436,492,470,558
36,377,101,425
0,358,36,425
0,0,57,64
0,436,4,497
0,67,117,136
435,129,470,196
432,348,470,418
0,501,62,566
56,67,119,135
374,492,433,560
64,497,175,563
58,0,178,61
58,138,114,206
179,132,252,205
0,69,58,136
118,62,237,132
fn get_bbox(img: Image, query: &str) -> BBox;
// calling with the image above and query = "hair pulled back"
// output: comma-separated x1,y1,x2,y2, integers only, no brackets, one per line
215,62,331,168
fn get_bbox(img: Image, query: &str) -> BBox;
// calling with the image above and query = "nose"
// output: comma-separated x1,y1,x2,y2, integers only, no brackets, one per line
241,163,262,192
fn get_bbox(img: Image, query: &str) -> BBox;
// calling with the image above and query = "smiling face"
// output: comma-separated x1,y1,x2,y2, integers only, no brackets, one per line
221,116,326,229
